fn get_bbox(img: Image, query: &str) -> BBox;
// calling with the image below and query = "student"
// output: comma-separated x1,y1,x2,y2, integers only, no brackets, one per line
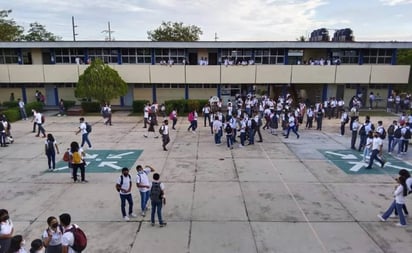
42,216,62,253
363,132,373,163
29,239,44,253
59,213,85,253
365,131,385,169
0,209,14,253
116,168,137,221
6,235,26,253
75,118,92,149
69,141,87,183
150,173,167,227
378,175,408,227
136,165,155,217
45,134,60,171
159,120,170,151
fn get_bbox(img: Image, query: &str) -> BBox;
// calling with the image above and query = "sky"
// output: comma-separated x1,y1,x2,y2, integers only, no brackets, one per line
2,0,412,41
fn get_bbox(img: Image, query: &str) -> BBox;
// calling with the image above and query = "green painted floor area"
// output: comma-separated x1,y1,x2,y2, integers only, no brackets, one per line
320,149,412,175
52,150,143,173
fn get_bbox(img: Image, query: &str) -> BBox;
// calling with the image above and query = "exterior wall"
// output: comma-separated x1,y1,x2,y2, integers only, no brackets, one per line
44,65,79,82
133,88,152,102
31,48,43,64
291,65,335,83
0,88,21,103
113,65,150,83
221,65,255,83
8,65,44,82
186,66,220,83
26,88,45,103
150,65,185,83
189,88,216,99
336,65,371,83
370,65,411,83
256,65,291,83
156,88,184,103
58,87,77,102
0,65,9,82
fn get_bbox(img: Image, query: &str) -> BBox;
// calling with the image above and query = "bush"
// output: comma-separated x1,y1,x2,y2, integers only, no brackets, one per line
81,101,101,113
0,108,20,122
133,100,150,113
26,102,44,116
63,100,76,109
164,99,209,114
2,101,19,108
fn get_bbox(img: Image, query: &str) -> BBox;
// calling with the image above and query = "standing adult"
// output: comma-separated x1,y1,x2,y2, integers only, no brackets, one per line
340,110,349,136
69,141,87,183
365,131,385,169
136,165,155,217
42,216,63,253
17,98,27,120
116,167,137,221
0,209,14,253
387,120,397,153
159,120,170,151
45,133,60,171
202,104,211,127
75,117,92,149
150,173,167,227
350,117,359,150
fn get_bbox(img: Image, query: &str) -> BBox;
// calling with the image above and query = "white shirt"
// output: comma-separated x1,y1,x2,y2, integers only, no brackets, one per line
406,177,412,192
62,225,78,253
35,112,42,124
371,137,383,150
394,184,406,204
0,219,13,236
161,125,169,135
213,120,222,133
288,116,295,127
18,100,25,108
136,167,151,192
42,226,63,246
117,174,132,195
79,122,87,134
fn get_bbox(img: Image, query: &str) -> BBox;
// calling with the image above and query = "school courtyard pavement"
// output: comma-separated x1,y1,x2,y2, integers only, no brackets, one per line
0,112,411,253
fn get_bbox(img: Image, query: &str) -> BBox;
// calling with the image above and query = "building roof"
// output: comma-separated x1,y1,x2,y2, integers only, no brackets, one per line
0,41,412,49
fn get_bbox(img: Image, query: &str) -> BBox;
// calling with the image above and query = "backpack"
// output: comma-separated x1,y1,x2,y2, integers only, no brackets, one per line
404,129,411,139
225,124,232,134
387,125,395,136
251,119,257,130
344,115,349,124
150,182,163,203
62,151,70,162
379,127,386,140
66,226,87,252
394,128,402,138
359,125,366,136
159,126,164,135
116,174,131,192
85,123,92,133
41,115,45,124
72,151,82,164
47,140,54,152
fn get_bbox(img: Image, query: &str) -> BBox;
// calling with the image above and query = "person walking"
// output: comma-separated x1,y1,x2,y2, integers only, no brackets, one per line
159,120,170,151
75,117,92,149
136,165,155,217
169,109,177,130
42,216,63,253
144,115,159,138
365,131,385,169
150,173,167,227
285,113,300,139
45,133,60,171
34,111,46,138
116,167,137,221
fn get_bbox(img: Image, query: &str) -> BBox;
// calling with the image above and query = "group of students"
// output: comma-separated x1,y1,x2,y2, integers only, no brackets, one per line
0,210,85,253
115,165,167,227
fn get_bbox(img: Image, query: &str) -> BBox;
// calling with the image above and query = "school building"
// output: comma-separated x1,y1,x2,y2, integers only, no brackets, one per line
0,41,411,107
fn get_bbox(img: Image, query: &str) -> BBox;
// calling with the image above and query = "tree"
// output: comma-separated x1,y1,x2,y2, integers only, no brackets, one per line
147,21,203,42
397,49,412,89
76,59,128,104
22,22,60,41
0,10,24,41
296,35,307,42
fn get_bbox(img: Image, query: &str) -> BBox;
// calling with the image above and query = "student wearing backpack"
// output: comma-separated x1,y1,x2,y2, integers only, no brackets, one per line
75,118,92,149
42,216,63,253
44,133,60,171
34,110,46,138
400,125,411,155
159,120,170,151
387,120,397,153
150,173,167,227
224,121,233,149
59,213,87,253
212,115,223,145
116,168,137,221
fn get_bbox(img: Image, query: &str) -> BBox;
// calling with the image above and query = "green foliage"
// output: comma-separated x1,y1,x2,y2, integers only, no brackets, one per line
26,102,44,116
81,101,101,113
2,101,18,108
132,100,150,113
0,108,19,122
76,59,128,104
147,21,203,42
22,22,60,41
164,99,208,114
63,100,76,109
0,10,24,41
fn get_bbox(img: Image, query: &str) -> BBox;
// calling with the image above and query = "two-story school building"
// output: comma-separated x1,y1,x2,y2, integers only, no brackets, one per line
0,41,410,107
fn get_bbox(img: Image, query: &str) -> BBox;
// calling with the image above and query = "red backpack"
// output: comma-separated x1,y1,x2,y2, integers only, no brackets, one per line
66,226,87,252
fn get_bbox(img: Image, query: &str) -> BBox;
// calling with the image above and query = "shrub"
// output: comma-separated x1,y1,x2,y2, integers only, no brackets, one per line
133,100,150,113
63,100,76,109
26,102,44,116
2,101,19,108
81,101,101,112
165,99,186,114
0,108,20,122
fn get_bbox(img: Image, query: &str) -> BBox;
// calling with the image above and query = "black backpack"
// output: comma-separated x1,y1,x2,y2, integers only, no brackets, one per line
404,129,411,139
359,125,366,136
225,124,232,134
150,182,163,203
387,125,395,136
379,127,386,139
394,128,402,138
85,123,92,133
251,119,257,130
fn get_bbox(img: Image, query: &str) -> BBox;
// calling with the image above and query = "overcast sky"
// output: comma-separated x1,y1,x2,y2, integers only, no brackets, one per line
2,0,412,41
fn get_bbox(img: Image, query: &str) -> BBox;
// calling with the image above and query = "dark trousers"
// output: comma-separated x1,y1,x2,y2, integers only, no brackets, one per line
306,117,313,128
316,117,322,130
37,123,45,136
162,134,170,149
204,113,210,127
172,118,177,129
46,151,56,169
351,131,357,149
72,163,85,182
358,135,367,151
254,127,262,142
226,134,233,148
120,193,134,217
286,126,299,138
367,149,384,168
32,121,37,132
151,201,164,224
340,123,346,135
81,133,92,148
